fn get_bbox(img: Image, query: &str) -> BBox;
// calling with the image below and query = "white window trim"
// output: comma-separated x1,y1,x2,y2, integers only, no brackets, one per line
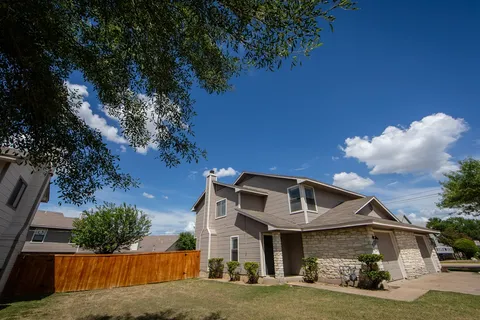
303,185,318,213
31,228,48,243
230,235,239,262
215,198,227,219
287,185,303,214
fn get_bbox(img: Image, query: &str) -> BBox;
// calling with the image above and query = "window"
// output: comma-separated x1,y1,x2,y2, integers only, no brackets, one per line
7,177,27,209
288,186,302,213
304,186,317,212
230,236,239,261
216,199,227,218
31,228,48,243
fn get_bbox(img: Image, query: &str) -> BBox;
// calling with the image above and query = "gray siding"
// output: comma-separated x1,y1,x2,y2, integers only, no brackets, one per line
195,199,210,271
206,185,267,273
23,228,77,253
239,176,358,225
238,175,305,224
0,161,50,292
358,202,394,220
241,193,265,212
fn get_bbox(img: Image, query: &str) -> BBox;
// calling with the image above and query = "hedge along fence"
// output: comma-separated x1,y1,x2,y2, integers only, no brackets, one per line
3,251,200,298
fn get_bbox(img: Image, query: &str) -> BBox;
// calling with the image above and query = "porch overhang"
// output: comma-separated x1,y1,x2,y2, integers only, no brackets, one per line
301,220,439,234
234,208,301,231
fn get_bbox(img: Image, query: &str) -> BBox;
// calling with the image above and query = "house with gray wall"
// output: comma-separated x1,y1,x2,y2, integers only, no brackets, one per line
192,171,441,283
0,149,51,292
23,210,180,254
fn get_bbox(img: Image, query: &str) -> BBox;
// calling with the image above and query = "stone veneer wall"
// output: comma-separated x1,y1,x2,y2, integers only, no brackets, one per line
272,232,284,278
393,230,428,278
302,227,375,280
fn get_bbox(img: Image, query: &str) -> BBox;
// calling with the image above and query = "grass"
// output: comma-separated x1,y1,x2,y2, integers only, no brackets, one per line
1,279,479,320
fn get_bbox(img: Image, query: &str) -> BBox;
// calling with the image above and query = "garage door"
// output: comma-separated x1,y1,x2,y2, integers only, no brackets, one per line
415,235,437,273
375,232,404,281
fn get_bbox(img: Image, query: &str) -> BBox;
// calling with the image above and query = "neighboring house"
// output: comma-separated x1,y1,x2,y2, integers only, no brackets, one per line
137,235,180,252
0,149,51,292
23,210,78,253
192,171,441,283
23,210,180,254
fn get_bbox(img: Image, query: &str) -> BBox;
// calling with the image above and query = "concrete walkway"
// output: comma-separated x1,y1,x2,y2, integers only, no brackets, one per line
287,272,480,302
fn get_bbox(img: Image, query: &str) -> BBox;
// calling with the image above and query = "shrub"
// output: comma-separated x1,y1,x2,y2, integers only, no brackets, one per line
453,238,479,259
208,258,224,279
358,254,390,289
244,262,259,284
302,257,319,283
226,261,241,281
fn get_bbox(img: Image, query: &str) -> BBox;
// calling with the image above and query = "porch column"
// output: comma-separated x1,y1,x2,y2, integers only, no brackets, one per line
272,232,285,279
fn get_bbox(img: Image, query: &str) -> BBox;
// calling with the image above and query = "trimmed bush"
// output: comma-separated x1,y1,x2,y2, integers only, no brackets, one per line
208,258,224,279
302,257,319,283
453,238,479,259
358,254,390,289
244,262,259,284
226,261,241,281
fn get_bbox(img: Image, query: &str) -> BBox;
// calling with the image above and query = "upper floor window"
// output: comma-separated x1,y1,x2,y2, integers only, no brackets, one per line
31,228,48,243
216,199,227,218
287,186,302,213
304,186,317,212
7,177,27,209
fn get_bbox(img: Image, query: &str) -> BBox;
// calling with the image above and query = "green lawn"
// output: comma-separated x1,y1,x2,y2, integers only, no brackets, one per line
1,279,479,320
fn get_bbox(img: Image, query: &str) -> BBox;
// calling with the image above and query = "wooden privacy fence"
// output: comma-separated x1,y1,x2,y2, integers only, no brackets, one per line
3,250,200,298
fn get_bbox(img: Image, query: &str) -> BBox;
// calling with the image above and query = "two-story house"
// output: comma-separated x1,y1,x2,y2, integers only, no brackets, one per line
0,148,51,292
192,171,441,283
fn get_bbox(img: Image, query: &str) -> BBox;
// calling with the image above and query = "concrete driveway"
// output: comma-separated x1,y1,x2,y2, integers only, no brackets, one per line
389,271,480,296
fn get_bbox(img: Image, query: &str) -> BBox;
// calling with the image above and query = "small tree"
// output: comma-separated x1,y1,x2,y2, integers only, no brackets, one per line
72,203,151,254
358,254,390,290
177,232,196,250
453,238,479,259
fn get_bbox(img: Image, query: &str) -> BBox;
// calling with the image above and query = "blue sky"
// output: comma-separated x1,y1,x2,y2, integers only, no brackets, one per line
40,1,480,234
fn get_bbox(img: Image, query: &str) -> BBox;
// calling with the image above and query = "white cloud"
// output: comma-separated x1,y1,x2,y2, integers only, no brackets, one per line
331,156,339,161
202,167,239,178
188,171,198,180
293,163,310,171
269,166,277,171
332,172,374,191
142,192,155,199
162,195,169,200
341,113,468,178
386,181,398,187
119,145,127,153
142,208,195,235
67,82,127,145
184,221,195,232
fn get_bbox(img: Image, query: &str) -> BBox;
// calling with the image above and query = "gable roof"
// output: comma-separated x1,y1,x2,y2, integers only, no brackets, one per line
301,197,435,234
138,235,179,252
31,210,76,230
233,171,364,198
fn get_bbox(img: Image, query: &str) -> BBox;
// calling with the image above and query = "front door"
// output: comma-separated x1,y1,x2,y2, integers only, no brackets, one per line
263,235,275,276
416,235,437,273
375,232,404,281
